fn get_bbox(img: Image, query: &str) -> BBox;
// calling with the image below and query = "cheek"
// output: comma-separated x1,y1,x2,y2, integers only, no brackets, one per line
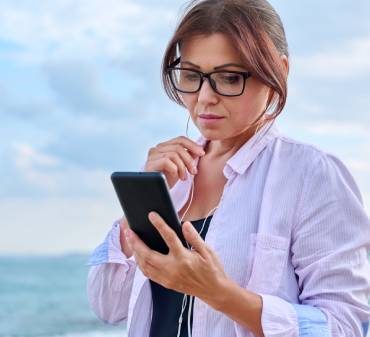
235,83,270,115
181,94,198,115
224,88,270,125
249,82,271,107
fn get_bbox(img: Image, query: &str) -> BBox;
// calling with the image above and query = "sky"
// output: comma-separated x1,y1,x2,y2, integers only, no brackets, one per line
0,0,369,254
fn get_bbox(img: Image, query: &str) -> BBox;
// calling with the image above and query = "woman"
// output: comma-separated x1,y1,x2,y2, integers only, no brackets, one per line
87,1,370,336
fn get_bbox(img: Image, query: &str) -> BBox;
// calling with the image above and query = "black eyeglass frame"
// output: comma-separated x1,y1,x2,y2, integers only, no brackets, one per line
166,58,252,97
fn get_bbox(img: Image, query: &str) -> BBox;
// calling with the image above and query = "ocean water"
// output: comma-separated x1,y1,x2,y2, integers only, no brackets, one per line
1,255,369,337
0,254,126,337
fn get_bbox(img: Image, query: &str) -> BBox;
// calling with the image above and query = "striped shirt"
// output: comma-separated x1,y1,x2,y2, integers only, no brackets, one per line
87,123,370,337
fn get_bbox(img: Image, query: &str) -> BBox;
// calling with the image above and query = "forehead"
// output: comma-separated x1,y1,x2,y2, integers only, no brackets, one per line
180,33,243,68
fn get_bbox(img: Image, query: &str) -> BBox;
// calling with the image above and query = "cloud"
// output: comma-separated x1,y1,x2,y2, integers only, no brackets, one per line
14,143,60,169
286,58,370,124
0,103,187,198
0,0,180,65
40,106,187,171
347,159,370,173
0,141,111,198
0,90,58,121
44,60,128,116
302,121,370,137
293,37,370,79
2,0,370,254
0,196,122,254
0,0,181,121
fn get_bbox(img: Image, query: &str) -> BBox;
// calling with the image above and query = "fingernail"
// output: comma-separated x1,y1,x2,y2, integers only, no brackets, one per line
192,166,197,174
185,222,195,233
148,212,157,220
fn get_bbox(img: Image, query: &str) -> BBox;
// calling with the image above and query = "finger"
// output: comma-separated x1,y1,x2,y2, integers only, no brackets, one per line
158,136,205,157
146,156,179,179
151,152,188,180
148,212,184,254
134,258,174,290
125,228,164,265
182,221,210,258
155,145,199,175
135,253,157,279
119,216,129,231
145,157,184,189
174,136,206,156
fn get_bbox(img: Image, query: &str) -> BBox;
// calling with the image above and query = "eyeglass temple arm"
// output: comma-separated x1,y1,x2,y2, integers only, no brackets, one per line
168,57,181,69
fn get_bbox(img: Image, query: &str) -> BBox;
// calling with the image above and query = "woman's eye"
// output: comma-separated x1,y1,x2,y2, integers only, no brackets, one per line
184,73,199,82
220,74,241,84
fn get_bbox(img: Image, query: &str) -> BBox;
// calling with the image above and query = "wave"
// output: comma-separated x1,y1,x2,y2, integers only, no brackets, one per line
0,329,126,337
46,330,126,337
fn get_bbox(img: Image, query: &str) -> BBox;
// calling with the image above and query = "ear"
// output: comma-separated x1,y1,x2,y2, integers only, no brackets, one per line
280,54,289,76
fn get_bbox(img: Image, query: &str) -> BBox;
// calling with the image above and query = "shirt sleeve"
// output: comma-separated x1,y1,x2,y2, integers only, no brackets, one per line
86,219,137,324
260,153,370,337
87,219,134,266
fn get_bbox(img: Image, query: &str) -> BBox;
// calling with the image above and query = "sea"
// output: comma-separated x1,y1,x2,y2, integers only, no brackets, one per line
1,254,369,337
0,254,126,337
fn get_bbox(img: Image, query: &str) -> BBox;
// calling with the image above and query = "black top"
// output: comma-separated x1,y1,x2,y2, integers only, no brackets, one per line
149,215,213,337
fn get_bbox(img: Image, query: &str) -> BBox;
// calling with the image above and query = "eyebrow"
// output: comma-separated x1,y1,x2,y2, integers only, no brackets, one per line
180,61,200,69
180,61,245,70
214,63,245,70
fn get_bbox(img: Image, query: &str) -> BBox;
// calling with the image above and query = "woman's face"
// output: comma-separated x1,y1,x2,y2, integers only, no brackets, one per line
179,33,271,141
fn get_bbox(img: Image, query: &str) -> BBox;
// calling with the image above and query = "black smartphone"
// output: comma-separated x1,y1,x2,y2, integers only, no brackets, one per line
111,171,187,254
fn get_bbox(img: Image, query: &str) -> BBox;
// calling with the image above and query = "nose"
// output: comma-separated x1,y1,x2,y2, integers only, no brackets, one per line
197,77,219,105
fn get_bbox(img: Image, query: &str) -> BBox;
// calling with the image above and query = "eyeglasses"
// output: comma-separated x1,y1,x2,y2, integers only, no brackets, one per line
167,60,251,97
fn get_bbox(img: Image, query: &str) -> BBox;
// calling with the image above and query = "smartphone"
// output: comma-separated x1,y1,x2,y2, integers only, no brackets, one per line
111,171,187,254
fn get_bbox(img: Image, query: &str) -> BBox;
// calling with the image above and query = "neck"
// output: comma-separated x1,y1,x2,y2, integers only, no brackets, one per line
204,123,261,161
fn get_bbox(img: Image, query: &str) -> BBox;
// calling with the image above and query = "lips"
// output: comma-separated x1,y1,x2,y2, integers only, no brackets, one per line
198,114,224,119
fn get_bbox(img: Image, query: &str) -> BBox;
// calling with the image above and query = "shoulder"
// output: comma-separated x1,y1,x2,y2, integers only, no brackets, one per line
267,131,346,170
267,132,363,203
269,132,330,162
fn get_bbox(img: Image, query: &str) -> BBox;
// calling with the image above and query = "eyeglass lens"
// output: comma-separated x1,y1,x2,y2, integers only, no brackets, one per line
169,69,245,96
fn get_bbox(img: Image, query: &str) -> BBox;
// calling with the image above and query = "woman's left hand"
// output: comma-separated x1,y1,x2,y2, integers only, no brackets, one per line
124,211,229,306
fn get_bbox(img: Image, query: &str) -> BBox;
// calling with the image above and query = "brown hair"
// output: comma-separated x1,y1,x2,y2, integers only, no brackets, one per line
161,0,289,120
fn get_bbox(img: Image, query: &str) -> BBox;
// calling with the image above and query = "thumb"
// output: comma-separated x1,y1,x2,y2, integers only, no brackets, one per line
182,221,208,256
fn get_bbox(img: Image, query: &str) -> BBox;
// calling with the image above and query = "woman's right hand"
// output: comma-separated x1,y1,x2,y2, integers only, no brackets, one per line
144,136,206,189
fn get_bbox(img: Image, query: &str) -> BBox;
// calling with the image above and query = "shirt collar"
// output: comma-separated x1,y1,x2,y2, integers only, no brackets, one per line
195,121,279,179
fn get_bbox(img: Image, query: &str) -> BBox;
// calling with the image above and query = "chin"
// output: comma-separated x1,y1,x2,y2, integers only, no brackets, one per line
198,129,225,141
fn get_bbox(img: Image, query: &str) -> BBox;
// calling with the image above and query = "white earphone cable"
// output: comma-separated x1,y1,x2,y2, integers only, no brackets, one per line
176,293,188,337
177,174,219,337
176,114,271,337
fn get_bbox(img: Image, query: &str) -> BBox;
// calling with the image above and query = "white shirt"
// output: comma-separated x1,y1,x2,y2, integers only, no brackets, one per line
87,123,370,337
